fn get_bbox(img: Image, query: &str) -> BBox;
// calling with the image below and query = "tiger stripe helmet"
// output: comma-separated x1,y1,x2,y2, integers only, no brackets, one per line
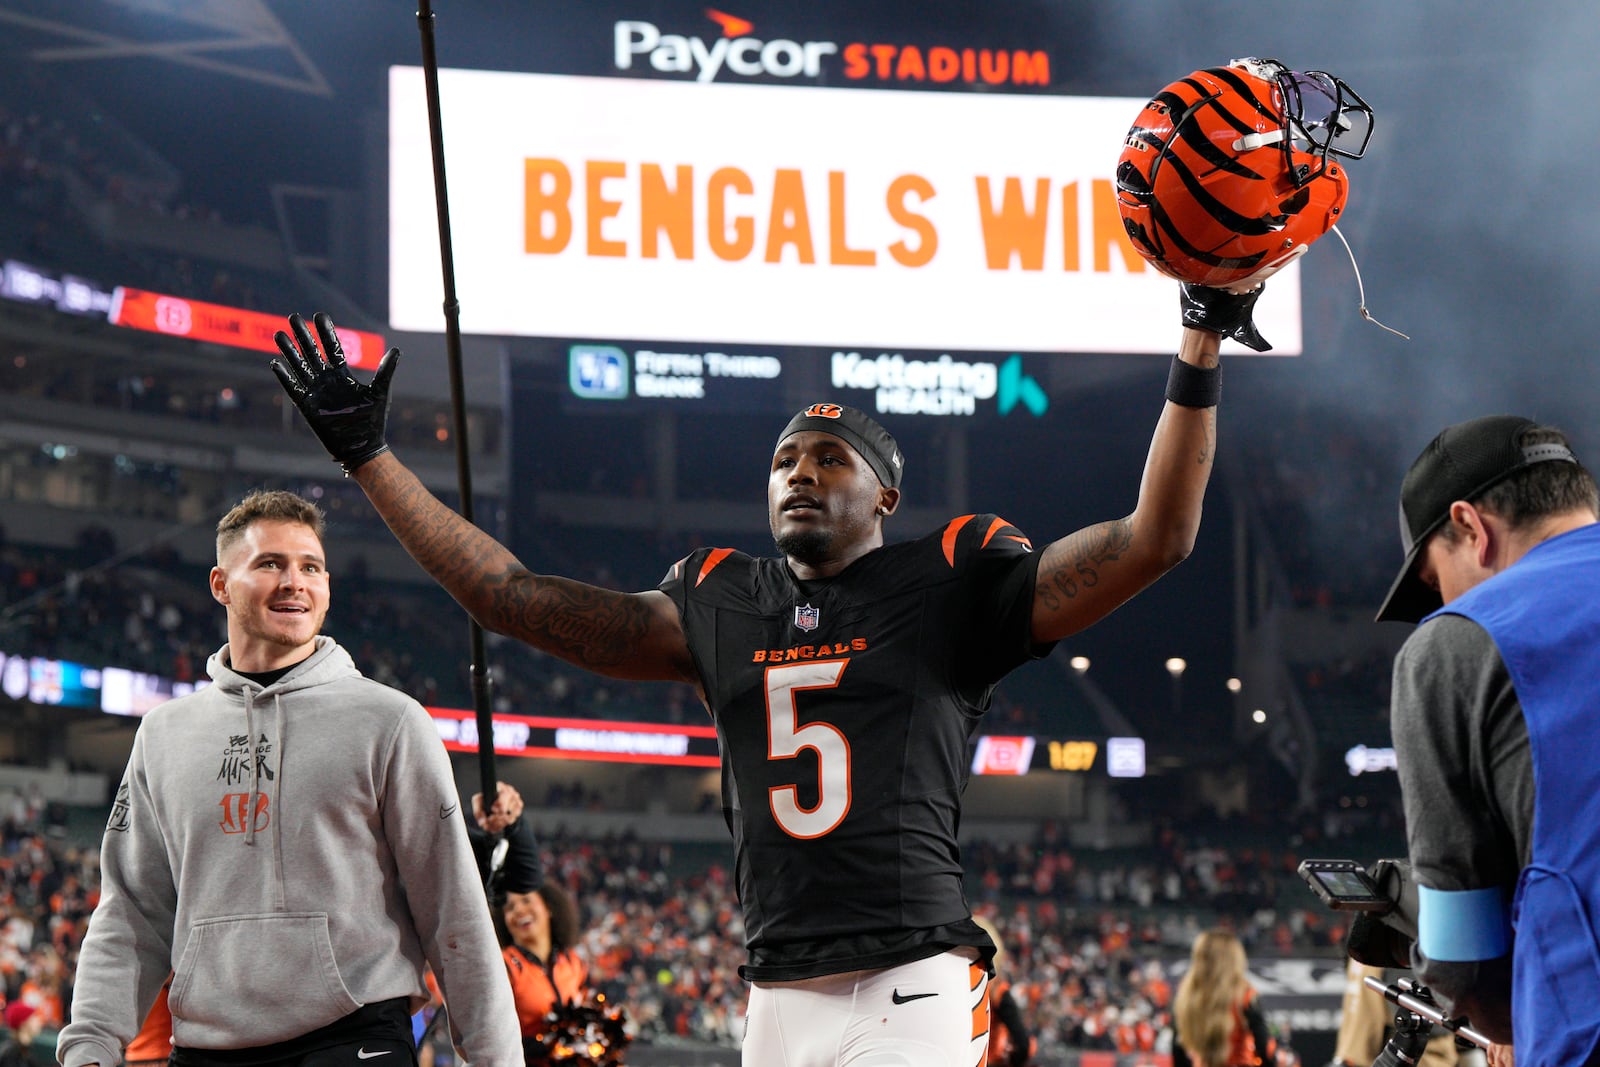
1115,57,1374,290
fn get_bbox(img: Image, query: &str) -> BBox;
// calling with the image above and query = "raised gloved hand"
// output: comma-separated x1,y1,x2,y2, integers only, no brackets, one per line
1179,281,1271,352
271,312,399,473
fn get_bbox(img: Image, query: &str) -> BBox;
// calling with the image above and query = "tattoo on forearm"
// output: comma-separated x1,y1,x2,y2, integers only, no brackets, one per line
369,464,496,590
491,575,653,669
1198,409,1216,466
1036,519,1133,609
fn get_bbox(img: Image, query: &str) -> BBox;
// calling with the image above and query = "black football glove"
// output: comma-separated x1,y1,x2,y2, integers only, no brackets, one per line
271,312,399,473
1179,281,1271,352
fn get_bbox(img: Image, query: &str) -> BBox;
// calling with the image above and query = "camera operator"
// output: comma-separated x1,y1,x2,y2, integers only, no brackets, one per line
1374,415,1600,1067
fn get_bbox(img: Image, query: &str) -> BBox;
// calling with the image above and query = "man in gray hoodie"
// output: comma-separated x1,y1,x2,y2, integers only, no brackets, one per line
58,490,521,1067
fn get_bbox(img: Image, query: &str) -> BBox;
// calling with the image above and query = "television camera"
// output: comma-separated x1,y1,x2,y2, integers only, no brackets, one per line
1297,859,1491,1062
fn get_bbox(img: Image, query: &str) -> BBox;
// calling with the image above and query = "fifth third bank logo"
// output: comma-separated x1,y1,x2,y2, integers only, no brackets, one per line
997,355,1047,417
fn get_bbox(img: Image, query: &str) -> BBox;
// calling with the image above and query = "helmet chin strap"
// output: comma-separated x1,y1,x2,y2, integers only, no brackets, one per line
1328,224,1410,340
1232,128,1286,152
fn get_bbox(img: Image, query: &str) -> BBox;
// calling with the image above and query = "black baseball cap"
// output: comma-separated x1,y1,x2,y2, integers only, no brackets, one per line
776,403,904,489
1375,415,1578,623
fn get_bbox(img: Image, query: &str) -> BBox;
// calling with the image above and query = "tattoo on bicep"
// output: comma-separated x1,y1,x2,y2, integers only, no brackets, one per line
1037,519,1133,606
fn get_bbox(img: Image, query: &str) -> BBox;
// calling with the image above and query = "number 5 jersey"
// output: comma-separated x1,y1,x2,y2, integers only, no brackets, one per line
658,514,1055,981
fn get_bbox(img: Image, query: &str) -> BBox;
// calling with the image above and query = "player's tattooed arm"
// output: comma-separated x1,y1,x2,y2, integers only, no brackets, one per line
354,453,697,682
1186,342,1219,467
1031,519,1143,640
1030,328,1219,642
488,574,691,681
1036,519,1132,607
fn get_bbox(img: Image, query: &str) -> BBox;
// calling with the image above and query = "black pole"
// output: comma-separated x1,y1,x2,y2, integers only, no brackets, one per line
415,0,496,807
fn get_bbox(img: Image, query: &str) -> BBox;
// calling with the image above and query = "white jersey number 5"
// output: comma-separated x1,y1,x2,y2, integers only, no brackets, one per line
765,659,852,839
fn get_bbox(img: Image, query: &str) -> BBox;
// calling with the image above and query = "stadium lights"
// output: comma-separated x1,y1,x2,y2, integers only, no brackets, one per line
1164,657,1186,719
1069,655,1090,673
1226,677,1243,693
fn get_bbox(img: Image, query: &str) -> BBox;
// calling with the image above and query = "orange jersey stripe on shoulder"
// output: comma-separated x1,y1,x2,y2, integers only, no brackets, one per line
942,515,977,567
696,547,735,587
980,516,1031,551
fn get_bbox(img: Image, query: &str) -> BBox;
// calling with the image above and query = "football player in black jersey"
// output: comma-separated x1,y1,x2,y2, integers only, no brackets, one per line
272,281,1262,1066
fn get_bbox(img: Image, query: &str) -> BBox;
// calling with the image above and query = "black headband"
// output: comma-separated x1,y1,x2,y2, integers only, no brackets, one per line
776,403,904,489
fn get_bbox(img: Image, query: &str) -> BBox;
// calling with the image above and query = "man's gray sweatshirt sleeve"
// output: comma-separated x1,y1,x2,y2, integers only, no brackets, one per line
58,729,178,1067
384,701,521,1065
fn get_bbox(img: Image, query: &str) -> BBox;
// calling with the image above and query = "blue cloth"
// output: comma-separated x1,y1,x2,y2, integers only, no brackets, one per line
1431,523,1600,1067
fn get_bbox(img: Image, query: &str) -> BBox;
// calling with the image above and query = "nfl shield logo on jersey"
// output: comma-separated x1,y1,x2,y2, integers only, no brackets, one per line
793,603,820,632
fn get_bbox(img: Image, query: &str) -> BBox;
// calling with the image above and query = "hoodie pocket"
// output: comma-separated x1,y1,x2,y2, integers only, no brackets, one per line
169,912,361,1046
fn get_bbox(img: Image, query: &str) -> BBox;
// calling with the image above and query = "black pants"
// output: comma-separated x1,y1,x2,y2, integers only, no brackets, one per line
170,1000,417,1067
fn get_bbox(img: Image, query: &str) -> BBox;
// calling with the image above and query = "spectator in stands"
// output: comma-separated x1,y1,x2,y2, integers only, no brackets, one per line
498,879,589,1065
56,489,519,1067
1172,928,1274,1067
0,1001,38,1067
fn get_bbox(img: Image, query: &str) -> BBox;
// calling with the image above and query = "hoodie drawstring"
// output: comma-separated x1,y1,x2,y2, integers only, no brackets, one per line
243,685,259,847
270,692,287,911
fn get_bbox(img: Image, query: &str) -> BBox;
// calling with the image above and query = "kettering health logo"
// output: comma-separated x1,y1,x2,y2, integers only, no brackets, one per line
831,352,1046,417
997,355,1047,417
569,345,629,400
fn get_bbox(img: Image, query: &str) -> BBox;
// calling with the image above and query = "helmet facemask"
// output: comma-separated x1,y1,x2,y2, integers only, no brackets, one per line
1257,59,1375,186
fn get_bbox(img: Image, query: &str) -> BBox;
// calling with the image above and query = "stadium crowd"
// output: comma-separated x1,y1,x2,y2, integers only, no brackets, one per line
0,782,1361,1063
0,69,294,315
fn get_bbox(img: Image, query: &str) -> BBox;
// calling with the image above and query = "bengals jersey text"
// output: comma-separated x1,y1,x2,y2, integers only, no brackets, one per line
659,515,1053,981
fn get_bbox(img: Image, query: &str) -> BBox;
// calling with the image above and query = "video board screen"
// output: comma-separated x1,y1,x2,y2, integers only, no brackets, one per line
389,68,1305,355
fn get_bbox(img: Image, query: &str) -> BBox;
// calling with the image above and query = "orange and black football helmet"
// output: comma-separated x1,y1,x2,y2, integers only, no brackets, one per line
1115,57,1374,290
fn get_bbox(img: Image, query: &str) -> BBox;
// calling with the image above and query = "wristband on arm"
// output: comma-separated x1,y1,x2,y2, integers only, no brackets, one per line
1165,355,1221,408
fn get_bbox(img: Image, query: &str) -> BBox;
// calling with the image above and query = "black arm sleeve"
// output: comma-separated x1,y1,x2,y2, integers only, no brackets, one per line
496,815,544,893
466,815,544,895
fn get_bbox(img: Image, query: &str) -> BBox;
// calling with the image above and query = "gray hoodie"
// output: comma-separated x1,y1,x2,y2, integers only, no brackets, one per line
57,637,521,1066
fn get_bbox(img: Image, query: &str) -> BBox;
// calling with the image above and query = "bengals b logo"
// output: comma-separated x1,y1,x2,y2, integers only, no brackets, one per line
804,403,843,419
219,793,270,833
